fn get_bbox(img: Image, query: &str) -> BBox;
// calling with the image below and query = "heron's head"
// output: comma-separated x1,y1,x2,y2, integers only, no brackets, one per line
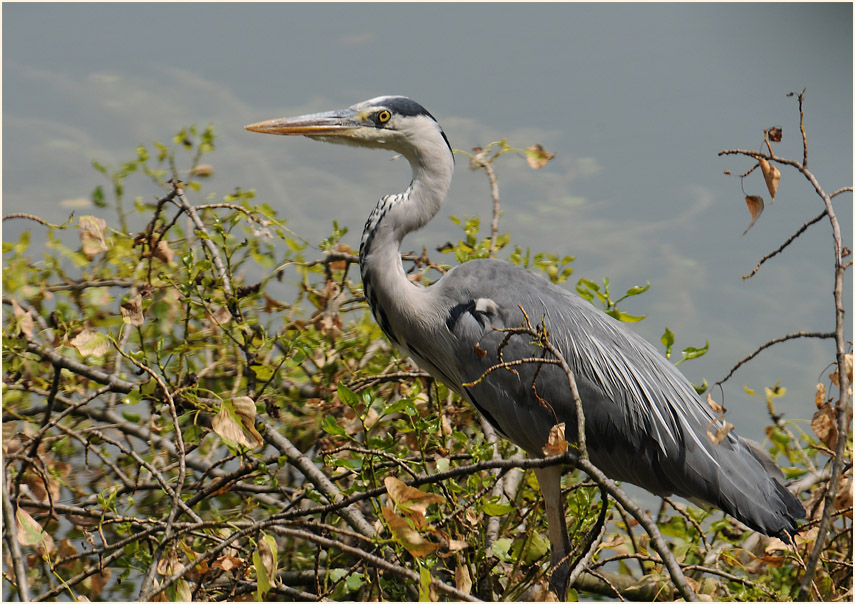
246,96,453,164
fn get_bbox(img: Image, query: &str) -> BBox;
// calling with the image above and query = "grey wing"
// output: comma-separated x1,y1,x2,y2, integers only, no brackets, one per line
417,259,803,537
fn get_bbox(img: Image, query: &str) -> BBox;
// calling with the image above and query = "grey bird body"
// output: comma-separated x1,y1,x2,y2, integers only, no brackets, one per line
247,96,804,597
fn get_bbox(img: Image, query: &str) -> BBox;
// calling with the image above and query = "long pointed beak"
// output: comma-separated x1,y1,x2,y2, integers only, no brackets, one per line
245,109,362,137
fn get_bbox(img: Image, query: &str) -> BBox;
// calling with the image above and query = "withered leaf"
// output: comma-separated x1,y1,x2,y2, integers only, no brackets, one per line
212,554,243,572
381,504,441,558
120,294,145,327
474,342,487,358
758,159,781,202
70,328,111,358
188,163,214,177
706,393,725,415
152,239,175,264
385,476,445,527
330,243,353,271
811,403,838,450
768,126,783,142
454,565,472,595
212,397,263,449
10,299,34,338
525,144,556,170
542,422,569,456
742,195,765,236
79,215,109,259
706,416,734,445
814,383,826,408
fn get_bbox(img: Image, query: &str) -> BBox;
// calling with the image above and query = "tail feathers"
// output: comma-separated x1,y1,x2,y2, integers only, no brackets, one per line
709,437,805,539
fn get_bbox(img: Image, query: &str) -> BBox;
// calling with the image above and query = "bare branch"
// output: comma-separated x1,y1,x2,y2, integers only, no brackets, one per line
715,331,835,387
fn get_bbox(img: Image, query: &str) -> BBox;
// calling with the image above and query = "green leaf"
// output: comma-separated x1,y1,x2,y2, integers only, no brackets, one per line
418,563,432,602
661,327,675,359
250,364,274,381
482,501,513,516
321,415,346,437
625,283,650,297
337,382,359,408
676,341,709,366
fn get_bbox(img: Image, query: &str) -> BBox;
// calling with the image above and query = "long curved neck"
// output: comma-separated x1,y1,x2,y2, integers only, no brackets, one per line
359,143,454,345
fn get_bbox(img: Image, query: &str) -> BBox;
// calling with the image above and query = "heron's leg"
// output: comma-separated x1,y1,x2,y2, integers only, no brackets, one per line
534,464,571,599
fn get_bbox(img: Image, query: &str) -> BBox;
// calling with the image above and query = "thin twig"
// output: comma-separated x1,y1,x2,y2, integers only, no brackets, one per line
742,209,827,279
715,331,835,387
2,475,31,602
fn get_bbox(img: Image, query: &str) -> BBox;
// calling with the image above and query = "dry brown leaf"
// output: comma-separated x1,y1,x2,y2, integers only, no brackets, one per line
120,294,145,327
188,163,214,177
525,144,556,169
542,422,568,456
811,403,838,450
156,549,184,576
758,159,781,202
381,504,441,558
706,416,734,445
10,299,34,338
742,195,765,236
814,383,827,408
454,565,472,595
385,476,445,527
212,397,263,449
83,568,111,599
330,243,352,271
152,239,175,264
768,126,783,142
209,305,233,327
474,342,487,358
256,534,277,581
212,554,243,572
70,328,111,358
834,479,852,517
706,393,725,415
79,215,109,258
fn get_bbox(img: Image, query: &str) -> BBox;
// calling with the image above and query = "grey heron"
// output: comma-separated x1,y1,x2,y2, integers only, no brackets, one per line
246,96,805,597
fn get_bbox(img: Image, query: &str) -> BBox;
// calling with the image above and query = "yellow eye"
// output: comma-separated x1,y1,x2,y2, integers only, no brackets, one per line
376,110,391,124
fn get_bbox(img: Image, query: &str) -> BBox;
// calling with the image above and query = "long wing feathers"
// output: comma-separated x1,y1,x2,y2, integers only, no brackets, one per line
408,258,803,537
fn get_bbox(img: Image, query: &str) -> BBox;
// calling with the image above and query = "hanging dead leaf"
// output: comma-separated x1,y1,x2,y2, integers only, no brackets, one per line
262,293,287,313
79,215,109,258
706,416,734,445
156,549,184,575
212,397,263,449
811,403,838,450
814,383,827,408
542,422,568,456
834,479,852,517
384,476,445,527
768,126,783,142
70,328,111,358
706,393,726,415
473,342,487,358
330,243,353,271
758,159,781,202
381,504,441,558
208,305,233,328
845,353,853,384
212,554,244,572
152,239,175,264
16,507,55,554
742,195,765,236
10,299,34,338
120,294,145,327
454,565,472,595
525,144,556,169
188,163,214,177
256,533,278,582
